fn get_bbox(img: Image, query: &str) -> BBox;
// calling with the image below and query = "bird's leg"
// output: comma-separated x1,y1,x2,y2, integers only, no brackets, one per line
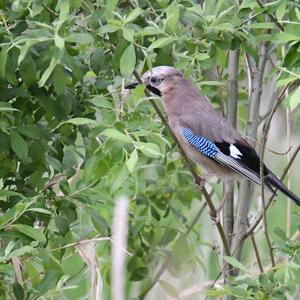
194,173,218,190
209,191,229,225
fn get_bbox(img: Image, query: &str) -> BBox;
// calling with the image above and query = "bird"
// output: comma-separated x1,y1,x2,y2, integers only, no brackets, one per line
125,66,300,206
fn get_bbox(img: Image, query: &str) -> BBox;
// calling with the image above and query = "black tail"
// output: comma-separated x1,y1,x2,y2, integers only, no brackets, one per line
266,174,300,206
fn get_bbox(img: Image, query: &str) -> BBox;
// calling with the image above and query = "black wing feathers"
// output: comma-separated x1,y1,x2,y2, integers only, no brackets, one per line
215,140,269,177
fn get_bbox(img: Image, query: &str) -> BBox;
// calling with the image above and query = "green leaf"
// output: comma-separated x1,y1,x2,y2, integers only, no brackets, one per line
55,215,70,235
13,283,24,300
54,34,64,50
166,2,179,33
250,22,277,29
276,76,298,87
0,190,23,198
17,125,44,139
126,149,138,173
39,49,63,87
12,224,46,244
211,22,234,31
0,107,20,112
0,246,35,263
122,27,135,42
53,64,66,94
120,43,136,78
124,7,143,24
106,0,119,13
58,117,97,127
148,37,176,49
10,132,28,161
0,47,8,79
136,26,162,36
223,256,248,273
289,86,300,110
200,81,226,87
101,128,133,143
19,53,37,87
27,208,52,215
65,33,93,44
98,24,120,34
136,142,162,158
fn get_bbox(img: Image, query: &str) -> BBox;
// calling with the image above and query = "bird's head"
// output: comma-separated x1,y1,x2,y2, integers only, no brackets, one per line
125,66,183,96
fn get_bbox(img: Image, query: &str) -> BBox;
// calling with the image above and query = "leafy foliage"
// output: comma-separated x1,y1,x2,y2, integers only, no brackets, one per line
0,0,300,299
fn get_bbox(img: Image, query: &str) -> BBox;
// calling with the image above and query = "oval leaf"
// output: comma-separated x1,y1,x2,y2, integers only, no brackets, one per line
12,224,46,244
120,44,136,78
101,128,133,143
10,132,28,161
223,256,248,273
58,118,97,127
126,149,138,172
148,37,176,50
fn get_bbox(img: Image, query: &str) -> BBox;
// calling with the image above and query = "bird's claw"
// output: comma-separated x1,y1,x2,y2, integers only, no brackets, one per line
209,210,220,225
194,176,207,190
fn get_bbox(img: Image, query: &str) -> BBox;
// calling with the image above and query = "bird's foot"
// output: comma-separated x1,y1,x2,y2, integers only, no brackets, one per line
209,195,227,225
194,176,207,190
209,211,220,225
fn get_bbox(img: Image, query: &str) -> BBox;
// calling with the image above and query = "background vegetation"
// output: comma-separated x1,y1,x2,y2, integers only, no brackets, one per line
1,0,300,299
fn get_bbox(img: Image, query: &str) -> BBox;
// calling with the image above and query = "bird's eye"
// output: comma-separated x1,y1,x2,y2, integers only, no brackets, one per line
150,77,162,85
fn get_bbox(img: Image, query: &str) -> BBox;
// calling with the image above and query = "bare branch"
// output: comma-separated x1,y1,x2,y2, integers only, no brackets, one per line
244,143,300,239
223,48,239,285
256,0,285,31
259,105,275,268
231,41,269,261
243,83,297,239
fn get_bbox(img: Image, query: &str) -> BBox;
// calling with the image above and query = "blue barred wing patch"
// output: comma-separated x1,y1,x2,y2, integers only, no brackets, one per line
181,127,218,158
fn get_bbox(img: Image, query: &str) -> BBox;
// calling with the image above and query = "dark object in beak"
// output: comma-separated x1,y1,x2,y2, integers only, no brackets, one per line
125,81,138,89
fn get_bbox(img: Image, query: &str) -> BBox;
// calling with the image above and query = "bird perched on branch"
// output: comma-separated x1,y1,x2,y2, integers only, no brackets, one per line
125,66,300,206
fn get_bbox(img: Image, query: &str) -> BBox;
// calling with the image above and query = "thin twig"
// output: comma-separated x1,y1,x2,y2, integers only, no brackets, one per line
249,225,264,273
259,112,275,267
256,0,285,31
286,90,292,237
231,40,269,263
42,5,59,16
243,84,297,239
223,48,239,287
244,143,300,239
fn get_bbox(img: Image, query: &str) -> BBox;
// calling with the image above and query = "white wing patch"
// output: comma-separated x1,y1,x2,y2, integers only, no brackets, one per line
229,144,243,159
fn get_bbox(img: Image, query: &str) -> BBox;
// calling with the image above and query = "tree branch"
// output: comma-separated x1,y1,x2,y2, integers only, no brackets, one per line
231,41,269,261
244,143,300,239
223,48,239,286
256,0,285,31
259,108,276,268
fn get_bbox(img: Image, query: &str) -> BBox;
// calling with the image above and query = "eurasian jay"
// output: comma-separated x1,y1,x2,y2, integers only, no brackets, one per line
125,66,300,206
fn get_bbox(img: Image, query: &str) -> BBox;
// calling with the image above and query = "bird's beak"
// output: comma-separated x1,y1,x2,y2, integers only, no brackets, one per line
125,80,139,89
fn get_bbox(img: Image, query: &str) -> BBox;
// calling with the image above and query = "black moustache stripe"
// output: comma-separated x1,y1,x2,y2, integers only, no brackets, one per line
146,85,161,96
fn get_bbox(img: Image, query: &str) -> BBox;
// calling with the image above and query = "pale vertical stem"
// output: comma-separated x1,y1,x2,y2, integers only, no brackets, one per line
281,45,292,237
224,48,239,238
111,196,129,300
223,49,239,286
286,104,291,237
231,42,268,261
